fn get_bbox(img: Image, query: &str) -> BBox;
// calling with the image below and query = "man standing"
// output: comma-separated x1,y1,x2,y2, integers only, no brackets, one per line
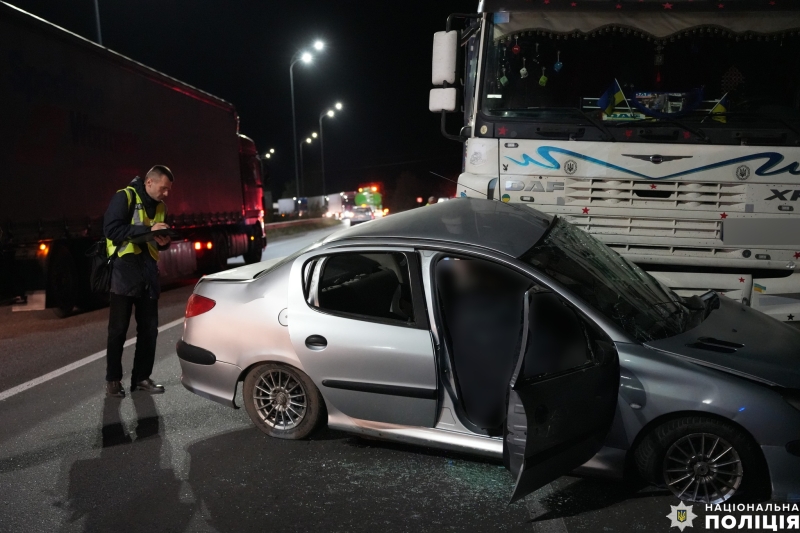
103,166,174,398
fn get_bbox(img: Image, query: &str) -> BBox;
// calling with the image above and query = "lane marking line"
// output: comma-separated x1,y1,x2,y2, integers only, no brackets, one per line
0,318,184,402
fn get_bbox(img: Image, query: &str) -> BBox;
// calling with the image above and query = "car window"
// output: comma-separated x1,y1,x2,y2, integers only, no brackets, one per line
310,252,415,324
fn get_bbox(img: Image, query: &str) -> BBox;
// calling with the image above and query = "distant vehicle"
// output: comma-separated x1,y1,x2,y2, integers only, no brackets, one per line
430,1,800,324
346,207,374,225
278,198,297,217
0,1,265,316
177,198,800,504
355,184,383,213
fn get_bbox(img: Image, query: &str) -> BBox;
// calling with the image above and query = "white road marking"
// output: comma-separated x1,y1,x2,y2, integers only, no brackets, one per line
0,317,184,402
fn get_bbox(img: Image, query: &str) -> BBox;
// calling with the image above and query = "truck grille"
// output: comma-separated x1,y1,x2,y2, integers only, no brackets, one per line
564,214,720,240
564,179,747,212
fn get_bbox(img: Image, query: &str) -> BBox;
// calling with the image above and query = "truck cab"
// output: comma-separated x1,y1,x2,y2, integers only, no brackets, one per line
431,0,800,322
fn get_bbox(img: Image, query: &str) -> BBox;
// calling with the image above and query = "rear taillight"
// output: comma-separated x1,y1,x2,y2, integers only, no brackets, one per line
185,294,216,318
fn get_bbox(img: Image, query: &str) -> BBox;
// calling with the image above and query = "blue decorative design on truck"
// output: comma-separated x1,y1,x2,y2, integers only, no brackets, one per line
505,147,800,180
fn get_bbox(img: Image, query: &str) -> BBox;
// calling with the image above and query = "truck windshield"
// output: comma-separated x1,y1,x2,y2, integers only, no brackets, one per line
481,13,800,138
520,218,689,343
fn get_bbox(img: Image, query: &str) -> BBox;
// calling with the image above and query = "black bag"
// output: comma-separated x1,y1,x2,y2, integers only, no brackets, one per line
86,240,119,294
87,188,135,294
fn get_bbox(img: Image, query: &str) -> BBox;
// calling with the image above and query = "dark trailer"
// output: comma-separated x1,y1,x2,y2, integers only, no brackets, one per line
0,1,266,316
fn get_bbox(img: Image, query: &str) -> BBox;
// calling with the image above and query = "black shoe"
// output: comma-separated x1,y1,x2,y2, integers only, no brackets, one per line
106,380,126,398
130,378,165,394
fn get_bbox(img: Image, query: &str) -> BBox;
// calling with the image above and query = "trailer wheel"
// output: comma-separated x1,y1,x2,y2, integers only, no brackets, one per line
48,245,77,318
243,224,264,264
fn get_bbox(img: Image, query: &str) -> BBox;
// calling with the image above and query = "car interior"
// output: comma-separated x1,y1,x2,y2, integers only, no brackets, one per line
312,252,415,324
435,257,534,432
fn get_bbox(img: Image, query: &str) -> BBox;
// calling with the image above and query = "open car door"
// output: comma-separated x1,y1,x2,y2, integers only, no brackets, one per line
505,291,620,503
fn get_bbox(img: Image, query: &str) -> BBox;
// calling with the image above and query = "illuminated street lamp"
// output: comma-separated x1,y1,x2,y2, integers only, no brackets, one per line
319,102,343,197
289,41,325,197
299,134,317,195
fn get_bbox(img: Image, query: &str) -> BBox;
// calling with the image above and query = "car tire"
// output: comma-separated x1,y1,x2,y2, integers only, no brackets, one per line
633,416,770,503
243,363,326,440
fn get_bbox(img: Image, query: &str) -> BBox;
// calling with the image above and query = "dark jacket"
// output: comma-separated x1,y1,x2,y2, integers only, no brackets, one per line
103,176,170,299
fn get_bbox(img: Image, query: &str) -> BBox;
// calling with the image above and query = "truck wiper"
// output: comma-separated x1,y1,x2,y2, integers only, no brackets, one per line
610,116,711,144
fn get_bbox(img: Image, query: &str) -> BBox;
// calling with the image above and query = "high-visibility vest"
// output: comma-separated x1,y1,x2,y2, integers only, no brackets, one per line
106,186,166,261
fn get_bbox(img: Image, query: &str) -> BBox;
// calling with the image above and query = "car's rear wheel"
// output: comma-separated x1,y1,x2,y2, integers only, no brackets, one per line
633,416,770,503
243,363,325,439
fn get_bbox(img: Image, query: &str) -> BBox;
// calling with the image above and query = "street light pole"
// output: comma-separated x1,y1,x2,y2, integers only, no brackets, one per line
92,0,103,45
289,58,301,198
318,103,342,199
318,112,328,198
288,42,323,199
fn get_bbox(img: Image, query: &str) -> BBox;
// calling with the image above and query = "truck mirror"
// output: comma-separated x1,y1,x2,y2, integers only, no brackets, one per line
429,88,458,113
431,31,457,86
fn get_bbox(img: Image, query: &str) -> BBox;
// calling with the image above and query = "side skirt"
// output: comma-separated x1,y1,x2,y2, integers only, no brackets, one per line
327,405,503,459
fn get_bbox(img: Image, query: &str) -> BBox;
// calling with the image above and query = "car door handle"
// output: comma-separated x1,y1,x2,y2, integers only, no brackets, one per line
305,335,327,351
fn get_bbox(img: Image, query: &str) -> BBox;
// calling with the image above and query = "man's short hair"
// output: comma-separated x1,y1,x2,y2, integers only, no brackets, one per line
146,165,174,182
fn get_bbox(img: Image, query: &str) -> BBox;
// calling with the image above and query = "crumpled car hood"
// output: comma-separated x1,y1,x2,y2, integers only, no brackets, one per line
646,297,800,389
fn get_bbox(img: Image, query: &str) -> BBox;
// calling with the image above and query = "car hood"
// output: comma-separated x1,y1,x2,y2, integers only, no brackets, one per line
646,297,800,388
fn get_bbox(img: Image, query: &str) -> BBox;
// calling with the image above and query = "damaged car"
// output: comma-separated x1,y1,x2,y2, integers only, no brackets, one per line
176,198,800,504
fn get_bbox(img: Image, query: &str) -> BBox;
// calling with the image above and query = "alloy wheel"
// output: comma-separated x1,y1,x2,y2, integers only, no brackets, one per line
253,369,307,430
663,432,743,504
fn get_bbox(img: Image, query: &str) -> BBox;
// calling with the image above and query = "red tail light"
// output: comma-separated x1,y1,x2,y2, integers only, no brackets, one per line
185,294,216,318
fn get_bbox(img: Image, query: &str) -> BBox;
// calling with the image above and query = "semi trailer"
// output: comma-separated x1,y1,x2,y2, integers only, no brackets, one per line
0,1,266,316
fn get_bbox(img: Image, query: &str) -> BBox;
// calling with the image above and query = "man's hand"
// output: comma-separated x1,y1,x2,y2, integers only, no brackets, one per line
151,222,171,246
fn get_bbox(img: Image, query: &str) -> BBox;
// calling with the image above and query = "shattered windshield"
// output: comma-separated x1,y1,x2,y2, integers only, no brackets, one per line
520,218,689,343
481,14,800,136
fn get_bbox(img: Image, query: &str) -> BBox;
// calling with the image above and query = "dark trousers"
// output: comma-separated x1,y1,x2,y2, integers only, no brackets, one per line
106,294,159,383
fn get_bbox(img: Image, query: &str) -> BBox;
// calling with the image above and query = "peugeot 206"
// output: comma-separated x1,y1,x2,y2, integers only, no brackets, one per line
176,198,800,504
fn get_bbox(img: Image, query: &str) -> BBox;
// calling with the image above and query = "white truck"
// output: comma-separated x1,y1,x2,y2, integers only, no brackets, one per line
430,0,800,322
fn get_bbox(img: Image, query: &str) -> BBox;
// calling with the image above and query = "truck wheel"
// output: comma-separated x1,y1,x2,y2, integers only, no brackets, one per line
48,245,77,318
243,226,264,264
212,232,229,272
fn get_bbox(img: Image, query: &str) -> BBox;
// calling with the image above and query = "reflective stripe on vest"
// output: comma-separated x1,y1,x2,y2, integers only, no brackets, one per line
105,187,166,261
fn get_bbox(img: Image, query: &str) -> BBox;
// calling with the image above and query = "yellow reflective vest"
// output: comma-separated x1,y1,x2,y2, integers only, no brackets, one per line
106,186,166,261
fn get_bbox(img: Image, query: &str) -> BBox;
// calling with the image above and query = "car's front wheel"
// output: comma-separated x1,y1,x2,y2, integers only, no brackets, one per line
633,416,770,503
243,363,326,439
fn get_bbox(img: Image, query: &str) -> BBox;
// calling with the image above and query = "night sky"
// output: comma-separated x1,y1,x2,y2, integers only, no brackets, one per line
7,0,472,206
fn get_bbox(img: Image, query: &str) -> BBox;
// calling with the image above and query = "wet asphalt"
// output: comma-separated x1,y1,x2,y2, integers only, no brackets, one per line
0,226,786,532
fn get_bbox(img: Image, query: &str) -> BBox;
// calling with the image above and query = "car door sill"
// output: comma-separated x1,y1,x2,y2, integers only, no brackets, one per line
327,406,503,458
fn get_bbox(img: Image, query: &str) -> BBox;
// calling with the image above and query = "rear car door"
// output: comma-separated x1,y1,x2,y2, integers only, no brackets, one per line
505,290,620,502
288,249,437,427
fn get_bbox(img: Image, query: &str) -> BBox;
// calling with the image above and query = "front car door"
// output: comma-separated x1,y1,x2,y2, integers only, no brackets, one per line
288,248,437,427
506,290,620,502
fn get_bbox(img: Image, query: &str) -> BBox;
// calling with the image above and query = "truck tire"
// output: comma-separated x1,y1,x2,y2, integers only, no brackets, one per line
48,244,77,318
243,225,264,265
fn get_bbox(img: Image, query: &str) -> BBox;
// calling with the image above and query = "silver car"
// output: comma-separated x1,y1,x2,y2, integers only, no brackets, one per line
345,206,374,225
177,198,800,504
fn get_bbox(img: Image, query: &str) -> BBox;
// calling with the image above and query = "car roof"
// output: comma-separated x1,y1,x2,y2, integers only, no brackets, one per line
325,198,553,257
